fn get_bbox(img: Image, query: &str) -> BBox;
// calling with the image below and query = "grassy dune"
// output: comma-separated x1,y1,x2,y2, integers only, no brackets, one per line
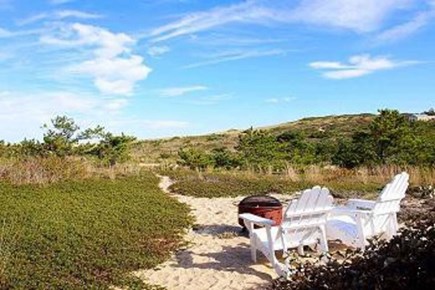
131,114,375,164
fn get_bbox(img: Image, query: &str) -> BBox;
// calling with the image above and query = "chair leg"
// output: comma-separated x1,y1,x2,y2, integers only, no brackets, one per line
319,225,328,253
297,245,304,256
251,245,257,262
391,214,399,236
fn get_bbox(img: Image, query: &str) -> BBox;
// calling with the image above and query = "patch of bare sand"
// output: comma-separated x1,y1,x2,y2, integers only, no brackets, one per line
134,176,298,290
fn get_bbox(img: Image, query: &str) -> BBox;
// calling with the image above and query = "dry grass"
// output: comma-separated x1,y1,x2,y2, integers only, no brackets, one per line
0,157,145,185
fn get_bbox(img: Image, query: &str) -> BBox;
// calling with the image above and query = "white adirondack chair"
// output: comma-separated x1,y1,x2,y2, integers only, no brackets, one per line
239,186,333,276
326,172,409,250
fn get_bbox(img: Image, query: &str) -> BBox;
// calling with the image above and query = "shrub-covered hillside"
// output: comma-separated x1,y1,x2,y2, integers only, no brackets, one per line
135,110,435,171
132,113,375,164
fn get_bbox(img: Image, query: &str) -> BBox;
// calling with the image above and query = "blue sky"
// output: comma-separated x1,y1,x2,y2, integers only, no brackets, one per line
0,0,434,142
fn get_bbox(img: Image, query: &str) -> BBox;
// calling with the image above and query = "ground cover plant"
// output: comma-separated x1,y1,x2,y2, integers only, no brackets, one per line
161,166,434,198
269,213,435,290
160,168,383,198
0,172,192,289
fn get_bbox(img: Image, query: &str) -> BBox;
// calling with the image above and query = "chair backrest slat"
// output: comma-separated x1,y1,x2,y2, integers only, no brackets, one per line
373,172,409,216
283,186,333,230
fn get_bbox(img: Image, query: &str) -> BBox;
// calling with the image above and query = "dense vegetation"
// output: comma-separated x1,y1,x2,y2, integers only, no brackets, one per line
132,113,375,165
176,110,435,171
160,168,427,198
0,172,192,289
0,116,136,166
270,214,435,290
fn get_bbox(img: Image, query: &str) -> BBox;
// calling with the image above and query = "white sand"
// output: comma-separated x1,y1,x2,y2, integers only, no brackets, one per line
133,175,297,290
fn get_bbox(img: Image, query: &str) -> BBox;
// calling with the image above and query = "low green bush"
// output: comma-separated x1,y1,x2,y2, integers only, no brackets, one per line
270,215,435,290
161,169,381,198
0,172,192,289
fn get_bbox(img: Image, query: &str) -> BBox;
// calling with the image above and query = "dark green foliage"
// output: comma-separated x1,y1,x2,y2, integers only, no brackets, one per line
270,215,435,290
85,133,137,166
331,109,435,168
178,147,215,170
174,109,434,171
211,147,241,169
276,132,316,165
0,172,192,289
1,115,136,166
236,128,288,169
42,115,81,156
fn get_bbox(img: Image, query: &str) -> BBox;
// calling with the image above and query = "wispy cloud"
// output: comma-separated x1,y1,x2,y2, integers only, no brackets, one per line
158,85,208,97
147,45,170,57
186,93,232,105
376,1,435,43
265,97,296,104
149,0,412,42
149,1,268,42
18,10,102,26
290,0,411,33
184,49,286,69
41,23,151,95
309,54,419,79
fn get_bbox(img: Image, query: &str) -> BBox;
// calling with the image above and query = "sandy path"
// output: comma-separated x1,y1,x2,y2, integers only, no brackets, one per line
134,175,296,290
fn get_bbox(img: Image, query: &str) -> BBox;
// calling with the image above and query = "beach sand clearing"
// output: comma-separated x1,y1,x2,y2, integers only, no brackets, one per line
133,175,296,290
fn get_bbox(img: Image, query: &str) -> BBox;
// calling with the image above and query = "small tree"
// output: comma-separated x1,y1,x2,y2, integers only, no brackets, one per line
236,128,287,169
178,147,214,170
211,147,241,169
91,133,136,166
41,115,136,166
424,108,435,116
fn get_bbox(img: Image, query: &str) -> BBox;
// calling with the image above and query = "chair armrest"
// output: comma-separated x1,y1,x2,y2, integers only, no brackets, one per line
347,199,376,210
331,206,372,216
239,213,274,227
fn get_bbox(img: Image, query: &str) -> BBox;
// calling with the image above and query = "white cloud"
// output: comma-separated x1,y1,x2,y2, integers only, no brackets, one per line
0,90,188,141
18,10,102,26
291,0,411,33
158,85,208,97
186,94,232,105
42,23,151,95
147,45,171,57
184,49,286,68
149,1,266,42
309,54,419,79
0,27,11,37
0,90,114,141
265,97,296,104
376,6,435,42
149,0,413,42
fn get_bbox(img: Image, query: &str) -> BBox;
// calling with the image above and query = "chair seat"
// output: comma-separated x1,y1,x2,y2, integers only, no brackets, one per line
253,226,285,251
326,215,359,246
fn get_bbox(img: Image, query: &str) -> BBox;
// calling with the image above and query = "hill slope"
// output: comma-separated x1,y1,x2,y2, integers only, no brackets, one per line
131,113,375,164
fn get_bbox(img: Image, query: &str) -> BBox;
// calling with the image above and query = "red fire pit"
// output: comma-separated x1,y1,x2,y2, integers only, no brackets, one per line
238,195,283,229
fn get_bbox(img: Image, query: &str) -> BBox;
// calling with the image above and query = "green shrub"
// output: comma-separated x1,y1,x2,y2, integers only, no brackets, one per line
0,172,192,289
270,215,435,290
160,169,381,198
